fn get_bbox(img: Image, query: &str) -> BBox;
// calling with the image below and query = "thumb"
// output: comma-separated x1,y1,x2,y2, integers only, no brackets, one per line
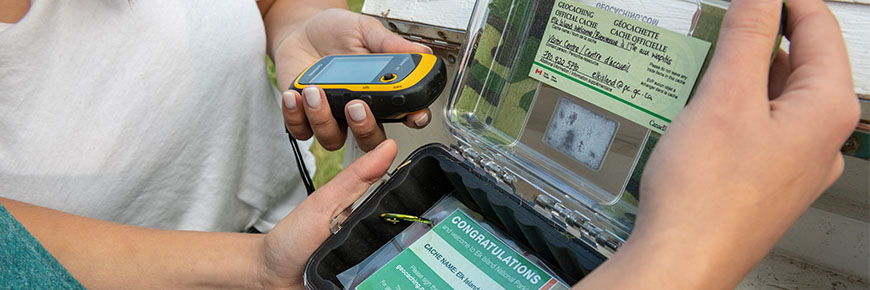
306,139,397,219
269,139,396,252
359,16,433,54
258,140,397,285
695,0,782,106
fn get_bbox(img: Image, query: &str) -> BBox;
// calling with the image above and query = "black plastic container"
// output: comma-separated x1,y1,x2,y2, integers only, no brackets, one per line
303,144,606,289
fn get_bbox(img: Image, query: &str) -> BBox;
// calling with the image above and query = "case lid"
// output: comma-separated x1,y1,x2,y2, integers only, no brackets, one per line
446,0,730,239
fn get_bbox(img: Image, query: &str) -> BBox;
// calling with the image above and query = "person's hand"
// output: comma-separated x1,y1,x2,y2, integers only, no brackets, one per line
272,8,433,152
574,1,859,289
257,139,397,289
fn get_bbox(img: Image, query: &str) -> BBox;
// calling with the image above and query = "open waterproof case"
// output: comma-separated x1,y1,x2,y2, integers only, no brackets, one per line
304,0,777,288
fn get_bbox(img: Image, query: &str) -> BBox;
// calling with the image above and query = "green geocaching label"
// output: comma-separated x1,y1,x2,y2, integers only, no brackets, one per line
530,0,711,133
356,209,569,290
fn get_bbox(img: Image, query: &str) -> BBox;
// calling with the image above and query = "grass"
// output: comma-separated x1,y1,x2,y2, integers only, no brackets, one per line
347,0,364,12
309,141,345,188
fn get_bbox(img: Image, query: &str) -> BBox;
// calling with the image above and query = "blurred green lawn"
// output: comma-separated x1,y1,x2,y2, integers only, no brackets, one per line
268,0,365,188
348,0,364,12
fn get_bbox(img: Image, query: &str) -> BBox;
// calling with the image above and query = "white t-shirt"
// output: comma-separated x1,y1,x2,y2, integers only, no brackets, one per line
0,0,314,232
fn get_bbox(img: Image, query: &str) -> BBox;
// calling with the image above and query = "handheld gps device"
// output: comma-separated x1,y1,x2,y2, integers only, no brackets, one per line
291,53,447,121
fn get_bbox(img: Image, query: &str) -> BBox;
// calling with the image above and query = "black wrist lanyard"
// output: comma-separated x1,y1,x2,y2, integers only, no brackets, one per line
287,129,316,195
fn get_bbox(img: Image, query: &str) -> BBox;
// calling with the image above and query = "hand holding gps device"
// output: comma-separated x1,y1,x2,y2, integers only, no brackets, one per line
291,53,447,121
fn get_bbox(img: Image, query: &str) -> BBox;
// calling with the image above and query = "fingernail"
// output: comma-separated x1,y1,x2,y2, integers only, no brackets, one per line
282,91,297,110
348,102,366,122
374,139,392,150
415,43,434,54
303,86,321,109
414,113,429,127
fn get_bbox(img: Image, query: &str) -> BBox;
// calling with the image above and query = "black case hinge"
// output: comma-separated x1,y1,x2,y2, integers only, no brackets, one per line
450,142,517,189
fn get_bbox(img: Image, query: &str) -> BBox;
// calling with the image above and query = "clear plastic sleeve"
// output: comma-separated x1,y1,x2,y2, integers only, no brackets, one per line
338,195,570,289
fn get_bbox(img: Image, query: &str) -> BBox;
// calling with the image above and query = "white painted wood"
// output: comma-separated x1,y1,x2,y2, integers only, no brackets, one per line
827,2,870,96
829,0,870,6
738,251,869,290
361,0,475,30
773,206,870,280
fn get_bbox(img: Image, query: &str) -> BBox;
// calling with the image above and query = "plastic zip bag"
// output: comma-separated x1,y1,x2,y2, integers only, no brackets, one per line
338,194,570,289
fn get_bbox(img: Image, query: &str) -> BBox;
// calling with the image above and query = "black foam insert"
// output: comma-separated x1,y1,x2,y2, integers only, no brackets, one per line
304,144,606,289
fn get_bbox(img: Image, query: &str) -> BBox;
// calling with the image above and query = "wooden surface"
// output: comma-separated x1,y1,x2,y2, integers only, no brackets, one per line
738,251,869,290
361,0,474,30
825,1,869,96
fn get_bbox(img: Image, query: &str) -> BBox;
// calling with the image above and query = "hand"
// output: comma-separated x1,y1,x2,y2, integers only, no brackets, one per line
0,139,397,289
272,9,433,152
575,1,859,289
258,139,398,289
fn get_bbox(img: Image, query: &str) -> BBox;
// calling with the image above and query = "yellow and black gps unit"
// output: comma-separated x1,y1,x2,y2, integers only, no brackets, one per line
291,53,447,121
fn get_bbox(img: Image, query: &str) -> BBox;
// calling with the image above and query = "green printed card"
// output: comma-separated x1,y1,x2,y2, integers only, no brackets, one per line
356,210,569,290
530,0,711,133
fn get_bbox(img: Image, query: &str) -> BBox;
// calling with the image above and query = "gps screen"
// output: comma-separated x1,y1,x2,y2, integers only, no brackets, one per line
311,56,392,84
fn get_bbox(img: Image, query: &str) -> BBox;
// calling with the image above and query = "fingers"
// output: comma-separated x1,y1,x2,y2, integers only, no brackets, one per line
697,0,783,105
287,90,430,152
768,49,791,98
773,1,858,142
282,90,313,140
309,139,398,219
345,100,388,152
301,86,347,150
283,86,349,150
779,0,853,103
403,109,432,129
358,15,433,54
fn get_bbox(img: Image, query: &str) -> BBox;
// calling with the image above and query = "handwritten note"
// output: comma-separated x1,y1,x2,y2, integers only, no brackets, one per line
530,0,710,133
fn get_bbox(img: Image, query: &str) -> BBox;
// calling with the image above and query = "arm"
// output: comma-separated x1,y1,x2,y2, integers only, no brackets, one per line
573,0,859,289
0,0,29,23
5,140,399,290
4,197,263,289
258,0,433,152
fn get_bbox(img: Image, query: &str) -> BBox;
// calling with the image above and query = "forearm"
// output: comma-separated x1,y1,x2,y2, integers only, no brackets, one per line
571,188,802,290
2,197,266,289
260,0,349,57
571,232,736,290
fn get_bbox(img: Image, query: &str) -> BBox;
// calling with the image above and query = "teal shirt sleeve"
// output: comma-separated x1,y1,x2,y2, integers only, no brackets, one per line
0,202,85,289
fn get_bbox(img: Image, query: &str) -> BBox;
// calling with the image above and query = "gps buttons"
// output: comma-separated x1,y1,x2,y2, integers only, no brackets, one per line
380,73,397,83
391,95,406,106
